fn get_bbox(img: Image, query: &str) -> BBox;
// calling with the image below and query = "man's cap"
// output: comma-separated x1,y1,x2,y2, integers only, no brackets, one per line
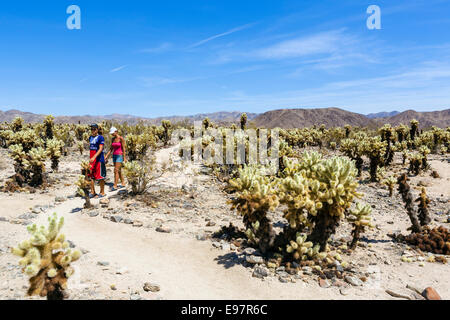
90,123,99,129
109,127,118,134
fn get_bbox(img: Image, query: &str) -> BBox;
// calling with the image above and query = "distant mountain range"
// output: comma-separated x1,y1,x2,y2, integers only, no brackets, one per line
0,107,449,128
366,111,400,119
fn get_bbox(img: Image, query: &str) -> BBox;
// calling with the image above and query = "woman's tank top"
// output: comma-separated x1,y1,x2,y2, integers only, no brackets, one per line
112,138,123,155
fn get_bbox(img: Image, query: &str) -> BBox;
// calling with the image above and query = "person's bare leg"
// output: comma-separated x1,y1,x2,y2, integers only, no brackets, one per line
118,163,125,186
99,180,105,196
90,179,96,195
114,162,120,188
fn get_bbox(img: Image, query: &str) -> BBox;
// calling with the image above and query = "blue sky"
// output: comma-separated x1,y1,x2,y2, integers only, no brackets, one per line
0,0,450,117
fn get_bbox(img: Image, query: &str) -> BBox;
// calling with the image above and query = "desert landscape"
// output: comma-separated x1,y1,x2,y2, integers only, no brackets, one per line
0,113,448,300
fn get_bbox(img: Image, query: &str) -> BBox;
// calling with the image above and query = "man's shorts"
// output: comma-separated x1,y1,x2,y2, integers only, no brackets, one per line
89,161,106,181
113,154,124,163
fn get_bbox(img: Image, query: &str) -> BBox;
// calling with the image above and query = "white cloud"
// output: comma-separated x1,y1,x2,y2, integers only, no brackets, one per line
188,23,254,49
140,42,173,54
110,65,127,73
253,30,354,60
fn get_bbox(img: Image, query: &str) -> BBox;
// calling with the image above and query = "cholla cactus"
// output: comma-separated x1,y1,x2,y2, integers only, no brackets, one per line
11,116,24,132
240,113,247,130
77,141,84,155
362,136,386,182
379,124,395,166
340,135,365,177
416,187,431,226
161,120,172,146
43,115,54,140
11,213,82,300
347,202,373,249
419,145,430,171
382,175,396,197
123,160,152,195
46,139,64,171
397,173,422,233
441,146,448,155
75,161,92,208
28,147,47,187
410,119,419,141
229,166,279,254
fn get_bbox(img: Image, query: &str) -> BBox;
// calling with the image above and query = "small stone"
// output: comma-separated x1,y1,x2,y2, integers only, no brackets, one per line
130,294,142,300
99,198,110,205
156,226,171,233
110,215,123,223
97,261,109,266
252,266,269,279
221,243,231,251
340,288,350,296
319,279,331,288
124,218,133,224
55,196,65,202
133,221,143,227
246,255,264,264
345,275,363,286
89,211,99,217
279,276,289,283
422,287,441,300
143,282,160,292
206,221,216,227
110,284,117,290
196,234,206,241
0,217,7,222
243,247,256,255
212,241,221,248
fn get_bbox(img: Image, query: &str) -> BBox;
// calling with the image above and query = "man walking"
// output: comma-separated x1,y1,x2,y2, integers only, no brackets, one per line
88,123,106,197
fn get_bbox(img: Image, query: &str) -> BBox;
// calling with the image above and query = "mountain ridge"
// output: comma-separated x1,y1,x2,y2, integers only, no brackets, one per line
1,107,449,128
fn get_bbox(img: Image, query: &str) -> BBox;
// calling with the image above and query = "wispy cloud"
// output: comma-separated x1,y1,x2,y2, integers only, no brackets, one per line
140,42,173,54
253,29,354,60
110,65,127,73
187,23,254,49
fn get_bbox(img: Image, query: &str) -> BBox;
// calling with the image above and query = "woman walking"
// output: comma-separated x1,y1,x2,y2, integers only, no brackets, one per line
105,127,127,191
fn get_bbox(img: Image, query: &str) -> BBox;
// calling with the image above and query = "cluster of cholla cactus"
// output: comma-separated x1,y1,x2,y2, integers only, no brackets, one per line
11,213,82,300
404,226,450,255
125,132,155,161
229,151,362,262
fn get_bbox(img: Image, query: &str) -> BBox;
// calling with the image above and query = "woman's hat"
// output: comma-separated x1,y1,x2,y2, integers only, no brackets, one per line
109,127,118,134
90,123,99,129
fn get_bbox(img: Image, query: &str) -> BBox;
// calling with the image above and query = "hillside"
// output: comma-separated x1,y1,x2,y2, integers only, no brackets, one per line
252,108,376,129
380,109,450,128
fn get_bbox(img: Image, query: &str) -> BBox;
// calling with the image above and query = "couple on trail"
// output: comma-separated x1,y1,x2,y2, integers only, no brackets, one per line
88,123,127,198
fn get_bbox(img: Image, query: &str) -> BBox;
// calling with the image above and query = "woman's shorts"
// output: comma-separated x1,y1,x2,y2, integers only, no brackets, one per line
113,154,124,163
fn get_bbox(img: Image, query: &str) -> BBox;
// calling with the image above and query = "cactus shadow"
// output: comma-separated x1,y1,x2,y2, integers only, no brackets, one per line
214,252,246,269
360,236,393,244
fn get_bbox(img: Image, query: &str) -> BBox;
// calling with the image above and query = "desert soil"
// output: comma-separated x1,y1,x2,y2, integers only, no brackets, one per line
0,145,449,300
